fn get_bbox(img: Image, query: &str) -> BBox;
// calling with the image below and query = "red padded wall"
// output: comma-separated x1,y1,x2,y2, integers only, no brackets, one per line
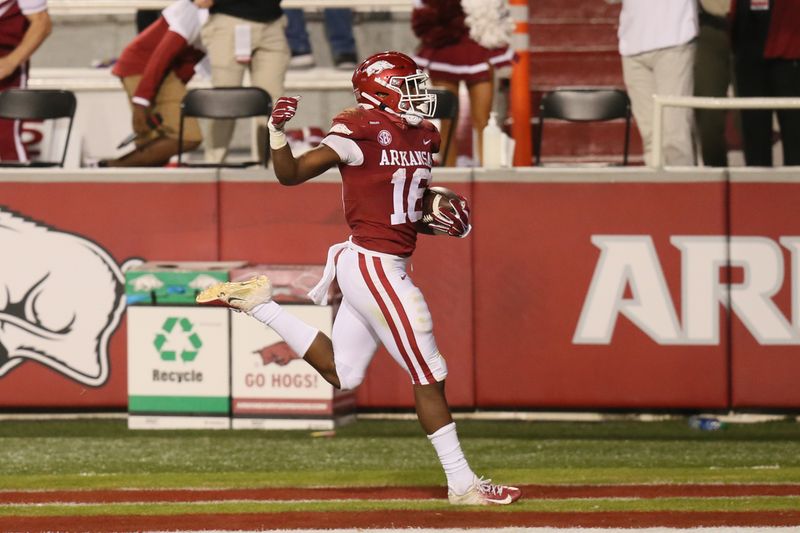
472,180,730,409
729,181,800,408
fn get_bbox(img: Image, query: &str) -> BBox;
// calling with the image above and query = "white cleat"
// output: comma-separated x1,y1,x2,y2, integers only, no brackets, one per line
448,476,522,506
195,275,272,314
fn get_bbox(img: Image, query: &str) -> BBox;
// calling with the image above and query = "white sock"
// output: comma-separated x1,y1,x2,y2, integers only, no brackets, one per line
250,302,319,357
427,422,476,495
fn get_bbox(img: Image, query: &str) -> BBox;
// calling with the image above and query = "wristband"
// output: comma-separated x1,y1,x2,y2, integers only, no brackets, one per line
269,121,287,150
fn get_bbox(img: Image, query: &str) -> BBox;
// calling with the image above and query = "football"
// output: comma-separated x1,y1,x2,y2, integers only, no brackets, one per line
417,186,466,234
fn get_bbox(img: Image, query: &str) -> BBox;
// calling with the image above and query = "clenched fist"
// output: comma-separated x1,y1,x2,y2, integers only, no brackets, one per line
268,96,300,132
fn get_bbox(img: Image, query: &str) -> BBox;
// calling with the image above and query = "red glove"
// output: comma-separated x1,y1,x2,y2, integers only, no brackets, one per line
429,195,471,238
269,96,300,131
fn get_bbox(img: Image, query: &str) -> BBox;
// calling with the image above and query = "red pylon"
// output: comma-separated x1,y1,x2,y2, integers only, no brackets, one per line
509,0,532,166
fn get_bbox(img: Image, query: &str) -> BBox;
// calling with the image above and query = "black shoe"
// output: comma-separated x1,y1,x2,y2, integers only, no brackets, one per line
334,52,358,71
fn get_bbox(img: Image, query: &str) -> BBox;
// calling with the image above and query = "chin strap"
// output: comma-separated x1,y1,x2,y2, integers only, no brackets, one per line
401,112,423,126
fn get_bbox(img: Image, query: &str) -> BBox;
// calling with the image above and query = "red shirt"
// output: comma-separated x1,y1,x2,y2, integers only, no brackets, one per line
112,2,206,106
763,0,800,58
321,107,441,256
0,2,27,52
730,0,800,59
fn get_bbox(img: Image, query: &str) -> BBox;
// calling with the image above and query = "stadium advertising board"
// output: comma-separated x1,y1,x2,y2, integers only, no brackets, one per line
472,175,800,410
231,306,355,429
1,170,799,410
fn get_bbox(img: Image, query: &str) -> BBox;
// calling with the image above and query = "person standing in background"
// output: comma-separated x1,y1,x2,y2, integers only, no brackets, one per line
608,0,698,166
198,0,289,163
694,0,732,167
411,0,514,167
0,0,51,162
284,8,358,70
731,0,800,167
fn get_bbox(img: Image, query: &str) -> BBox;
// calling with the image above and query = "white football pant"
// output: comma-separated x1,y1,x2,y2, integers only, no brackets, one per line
330,242,448,390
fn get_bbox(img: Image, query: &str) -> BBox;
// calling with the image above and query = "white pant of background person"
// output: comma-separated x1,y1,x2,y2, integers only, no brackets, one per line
200,13,290,163
323,241,448,390
622,41,696,166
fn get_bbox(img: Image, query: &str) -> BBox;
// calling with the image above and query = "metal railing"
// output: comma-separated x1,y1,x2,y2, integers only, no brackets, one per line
47,0,413,15
652,95,800,168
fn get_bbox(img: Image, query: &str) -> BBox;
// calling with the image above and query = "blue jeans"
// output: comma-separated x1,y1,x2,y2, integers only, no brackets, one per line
284,8,356,57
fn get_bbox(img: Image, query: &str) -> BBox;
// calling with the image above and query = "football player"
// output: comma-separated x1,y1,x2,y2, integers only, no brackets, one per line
198,51,520,506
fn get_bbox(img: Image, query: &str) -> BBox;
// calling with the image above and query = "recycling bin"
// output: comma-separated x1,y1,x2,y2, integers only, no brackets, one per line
126,262,244,429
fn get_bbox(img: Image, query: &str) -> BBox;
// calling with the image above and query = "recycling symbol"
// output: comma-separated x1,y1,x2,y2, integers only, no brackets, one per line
153,317,202,362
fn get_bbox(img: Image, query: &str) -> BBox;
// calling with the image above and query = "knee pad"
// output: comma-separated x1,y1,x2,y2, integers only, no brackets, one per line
426,350,448,382
405,350,448,385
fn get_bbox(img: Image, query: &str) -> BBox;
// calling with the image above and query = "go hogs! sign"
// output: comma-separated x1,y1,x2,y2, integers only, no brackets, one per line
574,235,800,346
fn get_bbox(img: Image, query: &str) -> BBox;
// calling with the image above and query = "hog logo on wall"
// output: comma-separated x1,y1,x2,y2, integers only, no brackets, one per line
0,207,136,386
254,341,299,367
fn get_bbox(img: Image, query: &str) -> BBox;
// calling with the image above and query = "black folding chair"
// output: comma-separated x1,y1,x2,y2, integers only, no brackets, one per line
177,87,272,167
428,88,459,165
0,89,77,168
535,88,631,166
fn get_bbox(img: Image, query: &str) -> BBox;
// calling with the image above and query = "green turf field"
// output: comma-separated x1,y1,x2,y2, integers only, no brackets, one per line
1,417,799,490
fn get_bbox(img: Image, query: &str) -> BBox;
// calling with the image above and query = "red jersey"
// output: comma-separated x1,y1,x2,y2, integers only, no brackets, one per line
0,6,25,57
0,0,46,52
320,106,441,256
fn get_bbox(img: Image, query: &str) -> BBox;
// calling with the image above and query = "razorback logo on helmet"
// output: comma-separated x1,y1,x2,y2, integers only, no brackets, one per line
0,207,139,386
365,60,395,76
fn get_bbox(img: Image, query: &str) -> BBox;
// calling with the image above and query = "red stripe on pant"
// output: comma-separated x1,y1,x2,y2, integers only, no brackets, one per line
357,252,420,383
371,256,435,384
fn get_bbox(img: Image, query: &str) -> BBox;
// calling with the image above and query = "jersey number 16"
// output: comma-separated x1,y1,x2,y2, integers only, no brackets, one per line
390,167,430,225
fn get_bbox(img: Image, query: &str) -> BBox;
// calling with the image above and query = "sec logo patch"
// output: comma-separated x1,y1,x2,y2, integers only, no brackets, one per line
377,130,392,146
